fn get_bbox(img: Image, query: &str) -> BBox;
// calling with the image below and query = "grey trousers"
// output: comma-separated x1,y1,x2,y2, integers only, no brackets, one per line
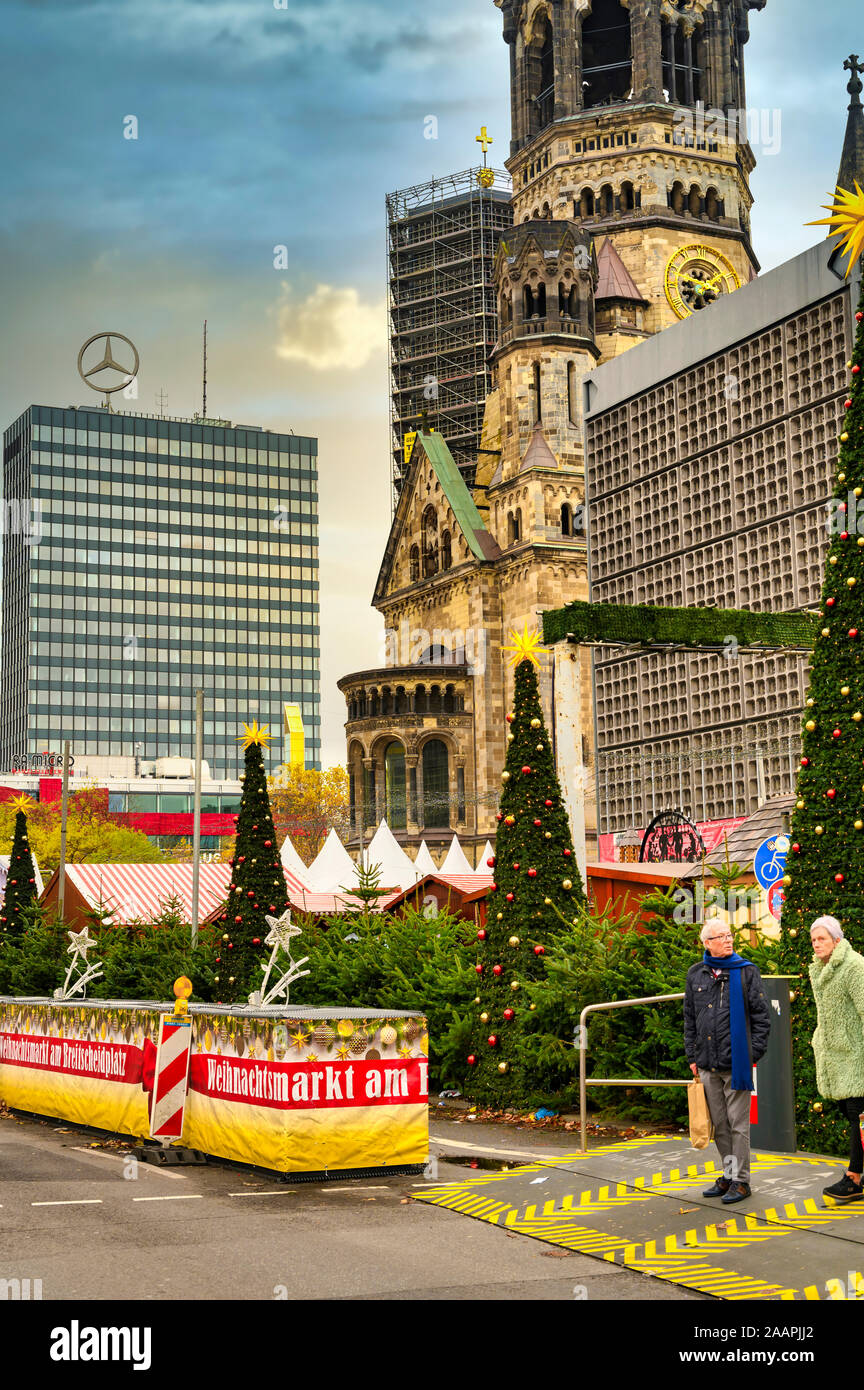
699,1069,752,1185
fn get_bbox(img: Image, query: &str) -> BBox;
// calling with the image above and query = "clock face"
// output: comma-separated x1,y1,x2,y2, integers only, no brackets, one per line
664,243,741,320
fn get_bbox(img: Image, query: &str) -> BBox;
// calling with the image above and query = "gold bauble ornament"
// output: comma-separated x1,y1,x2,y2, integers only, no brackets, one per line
813,1102,823,1114
815,825,824,835
856,487,863,498
788,990,797,1002
855,820,864,830
797,799,805,810
842,686,851,695
530,718,541,729
497,1062,509,1073
507,733,514,743
544,831,552,839
854,713,863,722
510,980,520,991
544,897,552,905
501,771,510,781
822,628,831,637
480,1012,489,1023
858,538,864,547
806,697,815,706
789,928,798,938
536,744,544,751
849,577,858,587
474,996,481,1005
508,935,520,947
563,879,572,890
805,720,816,731
782,874,792,886
496,911,503,921
830,556,838,565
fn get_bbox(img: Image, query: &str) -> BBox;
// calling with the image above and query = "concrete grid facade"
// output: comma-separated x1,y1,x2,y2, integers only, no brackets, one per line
583,240,862,841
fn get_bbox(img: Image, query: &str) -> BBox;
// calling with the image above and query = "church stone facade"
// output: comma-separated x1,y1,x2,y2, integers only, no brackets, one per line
338,0,767,862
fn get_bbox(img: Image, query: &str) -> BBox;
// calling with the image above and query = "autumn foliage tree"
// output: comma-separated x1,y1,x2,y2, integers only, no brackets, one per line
267,764,350,864
0,786,164,877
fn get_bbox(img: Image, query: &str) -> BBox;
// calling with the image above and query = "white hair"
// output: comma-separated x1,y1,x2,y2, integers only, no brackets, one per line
810,915,844,941
700,918,728,945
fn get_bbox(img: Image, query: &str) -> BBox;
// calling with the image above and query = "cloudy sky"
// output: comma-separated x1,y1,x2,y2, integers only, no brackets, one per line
0,0,857,764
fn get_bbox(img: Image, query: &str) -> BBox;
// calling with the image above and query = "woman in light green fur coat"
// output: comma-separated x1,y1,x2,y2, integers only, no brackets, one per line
809,915,864,1201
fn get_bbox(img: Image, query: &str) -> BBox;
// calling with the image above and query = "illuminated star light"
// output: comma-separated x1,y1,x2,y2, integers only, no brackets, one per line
8,794,33,816
264,909,301,951
502,622,545,668
238,719,272,748
67,926,96,960
807,182,864,277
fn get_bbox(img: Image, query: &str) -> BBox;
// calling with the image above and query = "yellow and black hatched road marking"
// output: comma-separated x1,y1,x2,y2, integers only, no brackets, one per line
415,1138,864,1300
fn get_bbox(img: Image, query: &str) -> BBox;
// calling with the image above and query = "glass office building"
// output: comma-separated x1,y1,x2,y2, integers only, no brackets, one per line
0,405,320,777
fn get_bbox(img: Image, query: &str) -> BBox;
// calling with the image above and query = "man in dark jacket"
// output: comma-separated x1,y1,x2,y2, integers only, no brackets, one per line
684,918,771,1205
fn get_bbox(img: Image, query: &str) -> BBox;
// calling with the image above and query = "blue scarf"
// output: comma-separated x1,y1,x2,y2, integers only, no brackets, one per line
703,951,753,1092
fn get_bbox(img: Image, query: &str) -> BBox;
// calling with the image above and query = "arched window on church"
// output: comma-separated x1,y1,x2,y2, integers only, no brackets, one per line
577,188,595,219
599,183,615,217
409,544,420,582
422,739,450,829
670,181,686,215
582,0,632,109
561,502,573,536
507,510,516,545
384,741,407,831
620,180,636,212
514,507,522,541
422,505,438,577
688,184,702,217
559,281,577,319
441,530,452,570
705,186,720,221
532,362,542,423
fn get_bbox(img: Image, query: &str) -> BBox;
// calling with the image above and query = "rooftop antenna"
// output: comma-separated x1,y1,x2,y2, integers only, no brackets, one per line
202,320,207,420
156,388,168,417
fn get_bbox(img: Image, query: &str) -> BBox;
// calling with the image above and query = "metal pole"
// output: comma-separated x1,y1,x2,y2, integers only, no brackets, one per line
191,689,203,947
579,992,686,1153
57,740,71,922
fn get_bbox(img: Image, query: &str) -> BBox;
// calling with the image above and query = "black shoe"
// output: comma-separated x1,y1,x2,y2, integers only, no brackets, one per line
702,1178,731,1197
823,1174,864,1202
721,1182,752,1205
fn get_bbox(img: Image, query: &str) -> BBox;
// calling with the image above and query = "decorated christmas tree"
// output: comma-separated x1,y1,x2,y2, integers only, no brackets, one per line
781,185,864,1152
216,722,289,1005
467,626,586,1105
1,797,39,939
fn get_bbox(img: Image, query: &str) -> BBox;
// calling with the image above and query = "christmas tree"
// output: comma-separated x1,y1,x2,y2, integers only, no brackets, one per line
1,798,39,939
467,626,587,1105
216,722,289,1005
782,186,864,1152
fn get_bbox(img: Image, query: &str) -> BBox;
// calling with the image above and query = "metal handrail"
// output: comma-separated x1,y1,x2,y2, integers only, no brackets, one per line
578,992,686,1154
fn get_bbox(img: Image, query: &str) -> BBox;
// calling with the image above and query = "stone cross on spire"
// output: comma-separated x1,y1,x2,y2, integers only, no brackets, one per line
836,55,864,200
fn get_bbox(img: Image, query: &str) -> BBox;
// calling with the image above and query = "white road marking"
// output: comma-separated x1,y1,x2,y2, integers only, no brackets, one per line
132,1194,203,1202
32,1199,103,1207
228,1190,296,1197
431,1135,575,1163
70,1146,185,1180
321,1185,390,1192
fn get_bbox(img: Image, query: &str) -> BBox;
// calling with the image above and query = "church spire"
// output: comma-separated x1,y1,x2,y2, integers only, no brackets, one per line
836,54,864,199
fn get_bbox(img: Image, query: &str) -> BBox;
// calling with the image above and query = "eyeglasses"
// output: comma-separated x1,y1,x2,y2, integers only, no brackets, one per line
706,934,733,942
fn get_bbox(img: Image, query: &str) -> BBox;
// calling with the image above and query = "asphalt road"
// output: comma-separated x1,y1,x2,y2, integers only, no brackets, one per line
0,1108,703,1302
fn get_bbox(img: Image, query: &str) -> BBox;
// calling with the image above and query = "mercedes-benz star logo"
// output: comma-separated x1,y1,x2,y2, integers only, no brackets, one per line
77,332,140,398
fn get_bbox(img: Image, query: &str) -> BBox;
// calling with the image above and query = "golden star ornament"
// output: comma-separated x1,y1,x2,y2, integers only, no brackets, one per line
502,622,544,668
807,181,864,276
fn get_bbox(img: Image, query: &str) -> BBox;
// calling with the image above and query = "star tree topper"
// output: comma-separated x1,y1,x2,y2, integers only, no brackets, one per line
502,622,544,668
8,794,34,815
54,925,104,1001
238,719,272,748
246,908,310,1009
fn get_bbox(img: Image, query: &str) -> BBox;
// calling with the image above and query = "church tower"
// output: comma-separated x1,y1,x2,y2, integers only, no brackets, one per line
494,0,765,335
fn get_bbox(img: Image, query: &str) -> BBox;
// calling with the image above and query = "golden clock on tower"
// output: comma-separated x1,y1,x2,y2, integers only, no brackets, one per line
664,244,742,321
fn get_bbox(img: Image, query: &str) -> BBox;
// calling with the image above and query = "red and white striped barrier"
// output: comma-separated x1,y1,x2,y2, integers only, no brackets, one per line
149,1015,193,1141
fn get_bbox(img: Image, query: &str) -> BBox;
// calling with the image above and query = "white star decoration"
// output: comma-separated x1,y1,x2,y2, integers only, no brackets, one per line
247,908,310,1009
54,926,103,1001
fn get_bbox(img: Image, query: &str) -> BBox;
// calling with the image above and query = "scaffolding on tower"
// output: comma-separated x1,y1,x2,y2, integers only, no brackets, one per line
386,166,513,506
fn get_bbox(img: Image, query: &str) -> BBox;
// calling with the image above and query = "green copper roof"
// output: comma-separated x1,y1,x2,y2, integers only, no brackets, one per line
417,432,498,563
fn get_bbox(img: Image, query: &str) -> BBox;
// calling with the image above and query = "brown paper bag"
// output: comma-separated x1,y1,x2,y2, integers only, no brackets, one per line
688,1078,714,1150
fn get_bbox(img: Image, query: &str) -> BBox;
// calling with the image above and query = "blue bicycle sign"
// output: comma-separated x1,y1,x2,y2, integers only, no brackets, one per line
754,834,790,891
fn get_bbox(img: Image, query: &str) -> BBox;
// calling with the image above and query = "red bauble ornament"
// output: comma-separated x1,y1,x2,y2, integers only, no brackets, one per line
503,1008,515,1021
496,812,503,822
506,892,515,902
833,729,842,739
505,815,515,826
252,938,261,945
234,915,242,922
247,890,255,897
841,532,850,540
545,799,552,807
851,629,860,638
534,944,545,956
534,819,542,827
527,868,537,878
238,855,245,862
477,929,487,941
487,856,496,867
487,1035,498,1047
506,714,514,723
835,873,845,884
467,1055,477,1066
857,312,864,322
827,789,837,799
563,849,572,857
475,964,484,974
233,815,239,823
845,399,853,409
252,825,258,830
512,862,520,871
270,905,276,911
215,957,221,964
521,765,532,775
491,883,498,892
854,365,861,375
792,843,801,854
801,757,810,767
827,597,836,607
264,840,272,848
492,964,502,976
